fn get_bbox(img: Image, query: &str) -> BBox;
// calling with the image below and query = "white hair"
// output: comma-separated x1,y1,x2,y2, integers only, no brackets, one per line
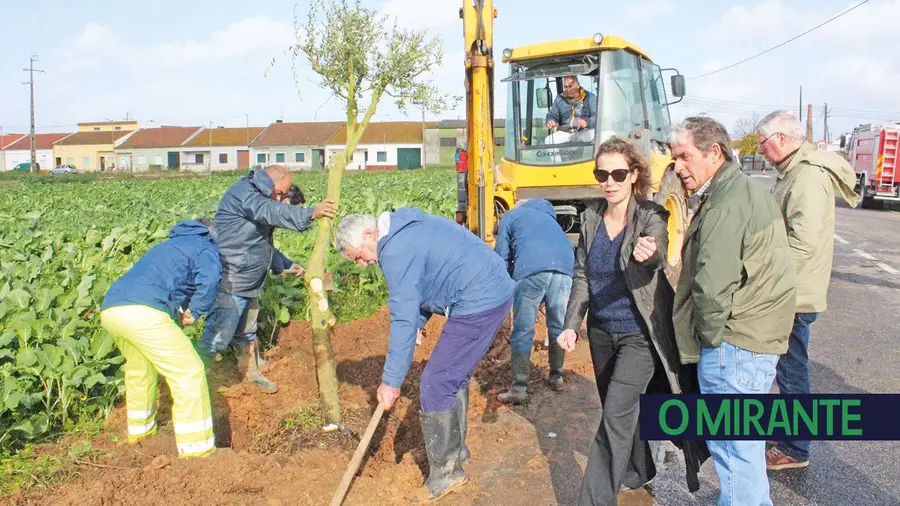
335,214,377,258
756,110,805,142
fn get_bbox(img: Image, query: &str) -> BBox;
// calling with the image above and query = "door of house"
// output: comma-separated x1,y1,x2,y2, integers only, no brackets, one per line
237,150,249,169
100,156,106,171
312,149,324,169
167,152,180,170
397,148,421,170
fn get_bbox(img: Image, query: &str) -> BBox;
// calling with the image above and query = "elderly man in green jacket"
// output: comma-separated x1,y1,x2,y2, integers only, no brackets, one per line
670,116,797,506
755,110,860,471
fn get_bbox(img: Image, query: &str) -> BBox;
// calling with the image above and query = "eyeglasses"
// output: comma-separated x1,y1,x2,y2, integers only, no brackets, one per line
593,168,632,183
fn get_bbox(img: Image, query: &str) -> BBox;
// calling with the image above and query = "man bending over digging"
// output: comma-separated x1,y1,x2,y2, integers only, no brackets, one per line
335,208,514,502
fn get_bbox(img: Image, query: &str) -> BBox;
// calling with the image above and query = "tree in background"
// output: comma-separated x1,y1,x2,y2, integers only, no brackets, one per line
733,113,761,140
289,0,457,428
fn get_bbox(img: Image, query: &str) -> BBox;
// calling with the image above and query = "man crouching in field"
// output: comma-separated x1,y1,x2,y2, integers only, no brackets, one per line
196,164,336,393
335,209,514,502
100,217,221,458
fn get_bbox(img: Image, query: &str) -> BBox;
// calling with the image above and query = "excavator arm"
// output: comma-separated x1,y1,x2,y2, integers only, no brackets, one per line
458,0,497,243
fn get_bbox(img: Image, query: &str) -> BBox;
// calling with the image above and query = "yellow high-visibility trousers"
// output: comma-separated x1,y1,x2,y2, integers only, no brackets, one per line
100,305,216,458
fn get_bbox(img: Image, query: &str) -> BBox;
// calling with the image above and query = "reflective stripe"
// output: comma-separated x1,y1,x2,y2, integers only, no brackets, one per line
127,408,157,420
128,420,156,436
177,437,215,455
174,417,214,435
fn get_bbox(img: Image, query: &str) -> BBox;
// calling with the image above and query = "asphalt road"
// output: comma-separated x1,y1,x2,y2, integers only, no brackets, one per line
459,169,900,506
649,170,900,506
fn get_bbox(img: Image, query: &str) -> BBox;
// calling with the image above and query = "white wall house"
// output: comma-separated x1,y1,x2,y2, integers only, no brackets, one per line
179,127,265,172
3,133,71,171
250,121,342,171
324,143,423,170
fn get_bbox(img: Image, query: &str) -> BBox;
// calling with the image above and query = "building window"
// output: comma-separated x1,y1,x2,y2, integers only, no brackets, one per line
376,151,387,162
440,137,456,147
137,155,147,165
257,153,266,163
276,153,285,163
195,153,203,164
295,152,305,162
93,127,100,131
82,156,90,166
219,153,228,164
114,126,122,131
154,155,163,165
66,157,74,165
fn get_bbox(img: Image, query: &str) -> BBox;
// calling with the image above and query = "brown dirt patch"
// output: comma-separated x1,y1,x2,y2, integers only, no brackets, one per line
3,306,607,506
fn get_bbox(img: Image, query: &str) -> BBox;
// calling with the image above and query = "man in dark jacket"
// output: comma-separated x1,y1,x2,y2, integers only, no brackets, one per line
197,165,336,393
335,209,514,502
545,75,597,145
493,198,573,404
670,117,796,506
100,218,221,458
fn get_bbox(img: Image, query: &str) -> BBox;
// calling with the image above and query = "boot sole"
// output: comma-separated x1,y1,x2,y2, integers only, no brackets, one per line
767,460,809,471
423,477,470,503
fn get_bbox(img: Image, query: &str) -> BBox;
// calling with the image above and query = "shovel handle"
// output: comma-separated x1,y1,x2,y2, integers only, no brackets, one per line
329,403,386,506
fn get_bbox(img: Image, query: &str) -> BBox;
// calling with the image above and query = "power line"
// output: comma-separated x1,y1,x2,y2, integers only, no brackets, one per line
688,0,871,81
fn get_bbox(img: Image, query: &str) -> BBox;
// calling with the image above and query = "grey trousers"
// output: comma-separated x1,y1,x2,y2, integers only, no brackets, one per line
579,326,657,506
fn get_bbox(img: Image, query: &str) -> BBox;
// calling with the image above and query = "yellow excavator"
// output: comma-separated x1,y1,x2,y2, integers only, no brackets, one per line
458,0,689,282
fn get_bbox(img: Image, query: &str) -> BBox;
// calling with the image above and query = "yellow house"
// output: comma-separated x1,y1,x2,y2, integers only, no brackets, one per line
53,121,138,171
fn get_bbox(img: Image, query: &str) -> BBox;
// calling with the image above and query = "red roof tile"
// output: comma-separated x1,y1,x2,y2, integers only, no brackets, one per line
181,127,265,148
54,130,134,146
327,122,423,145
251,122,344,147
117,127,201,150
0,134,25,149
5,133,72,151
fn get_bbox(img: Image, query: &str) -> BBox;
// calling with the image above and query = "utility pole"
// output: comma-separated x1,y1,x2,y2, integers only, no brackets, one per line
806,103,814,140
823,103,829,142
22,54,45,174
421,107,426,169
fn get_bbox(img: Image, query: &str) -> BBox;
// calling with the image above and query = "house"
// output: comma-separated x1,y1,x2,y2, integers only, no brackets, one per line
430,119,506,166
326,121,427,170
3,133,72,171
1,133,25,171
115,126,203,171
53,122,138,171
250,121,343,170
179,127,265,171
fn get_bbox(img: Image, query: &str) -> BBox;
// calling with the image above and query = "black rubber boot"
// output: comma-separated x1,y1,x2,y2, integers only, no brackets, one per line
456,388,470,464
498,351,530,404
548,339,565,391
415,409,468,502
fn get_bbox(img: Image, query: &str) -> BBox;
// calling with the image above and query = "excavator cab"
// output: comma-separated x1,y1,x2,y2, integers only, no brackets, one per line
460,2,690,284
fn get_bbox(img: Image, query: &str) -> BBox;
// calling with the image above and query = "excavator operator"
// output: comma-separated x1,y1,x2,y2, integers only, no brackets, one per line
545,75,597,145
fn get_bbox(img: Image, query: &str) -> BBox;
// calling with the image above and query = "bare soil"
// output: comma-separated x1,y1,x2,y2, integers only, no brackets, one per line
3,307,680,506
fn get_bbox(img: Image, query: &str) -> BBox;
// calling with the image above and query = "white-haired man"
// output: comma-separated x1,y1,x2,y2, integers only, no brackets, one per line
335,209,514,502
755,110,860,471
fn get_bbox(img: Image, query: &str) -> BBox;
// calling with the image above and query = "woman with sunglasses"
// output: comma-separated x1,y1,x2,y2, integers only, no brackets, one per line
557,136,685,504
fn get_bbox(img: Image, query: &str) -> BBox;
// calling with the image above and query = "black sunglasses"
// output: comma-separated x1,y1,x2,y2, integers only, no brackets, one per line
593,168,632,183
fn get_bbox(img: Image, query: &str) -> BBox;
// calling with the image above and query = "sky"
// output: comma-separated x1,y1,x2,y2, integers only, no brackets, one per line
2,0,899,142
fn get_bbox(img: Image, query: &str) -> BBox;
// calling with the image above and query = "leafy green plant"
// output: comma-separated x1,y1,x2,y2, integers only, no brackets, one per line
0,168,455,453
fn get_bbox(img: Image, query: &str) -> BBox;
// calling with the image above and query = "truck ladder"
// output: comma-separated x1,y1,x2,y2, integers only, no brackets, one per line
877,129,898,195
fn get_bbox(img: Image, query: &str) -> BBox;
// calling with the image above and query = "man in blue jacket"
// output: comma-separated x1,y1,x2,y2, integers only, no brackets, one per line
335,209,514,502
545,75,597,145
197,165,336,393
494,199,574,404
100,218,222,458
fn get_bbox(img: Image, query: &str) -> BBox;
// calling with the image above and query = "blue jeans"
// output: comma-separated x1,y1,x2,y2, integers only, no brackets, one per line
197,292,258,356
699,342,779,506
775,312,818,461
510,271,572,355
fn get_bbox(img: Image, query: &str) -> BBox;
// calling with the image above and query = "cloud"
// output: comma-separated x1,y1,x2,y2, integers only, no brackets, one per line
54,16,294,75
623,0,677,24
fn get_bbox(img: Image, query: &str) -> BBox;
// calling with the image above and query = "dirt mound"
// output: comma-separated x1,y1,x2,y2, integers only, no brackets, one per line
4,306,600,506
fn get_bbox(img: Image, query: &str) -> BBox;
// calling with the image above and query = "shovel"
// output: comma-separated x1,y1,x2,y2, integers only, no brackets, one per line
329,403,386,506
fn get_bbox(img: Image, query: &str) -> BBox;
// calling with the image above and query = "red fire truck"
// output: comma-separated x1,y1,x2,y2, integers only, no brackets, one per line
841,123,900,208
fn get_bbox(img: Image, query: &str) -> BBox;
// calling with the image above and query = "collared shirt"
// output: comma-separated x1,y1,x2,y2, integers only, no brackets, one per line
377,211,391,241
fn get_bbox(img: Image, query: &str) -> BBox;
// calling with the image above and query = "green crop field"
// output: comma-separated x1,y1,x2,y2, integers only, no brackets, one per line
0,169,456,454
